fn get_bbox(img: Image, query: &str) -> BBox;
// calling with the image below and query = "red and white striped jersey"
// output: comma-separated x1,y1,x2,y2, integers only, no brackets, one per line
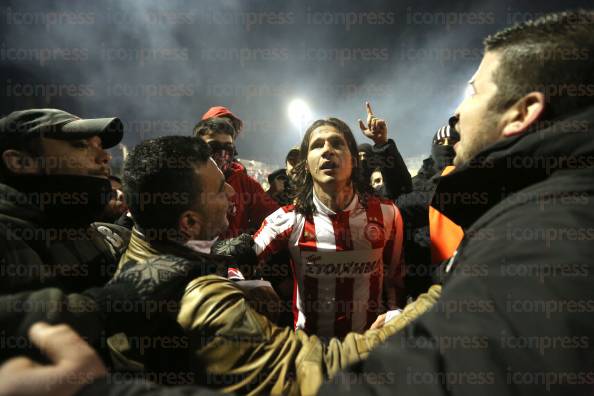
253,193,404,339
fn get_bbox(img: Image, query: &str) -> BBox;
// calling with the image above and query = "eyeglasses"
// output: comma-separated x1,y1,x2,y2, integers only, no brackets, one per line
207,141,235,154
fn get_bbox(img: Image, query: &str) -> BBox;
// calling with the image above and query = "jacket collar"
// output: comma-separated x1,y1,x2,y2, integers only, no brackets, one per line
0,175,111,227
0,182,43,224
432,105,594,229
119,227,231,275
225,160,246,178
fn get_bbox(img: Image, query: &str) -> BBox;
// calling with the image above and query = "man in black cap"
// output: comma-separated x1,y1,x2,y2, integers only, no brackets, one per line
266,168,292,206
411,121,460,190
285,146,300,182
0,108,129,294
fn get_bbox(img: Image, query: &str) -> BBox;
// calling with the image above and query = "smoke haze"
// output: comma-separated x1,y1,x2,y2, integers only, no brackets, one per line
1,0,589,168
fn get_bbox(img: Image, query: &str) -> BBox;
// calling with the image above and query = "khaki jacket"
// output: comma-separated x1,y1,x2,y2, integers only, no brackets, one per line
179,276,441,395
113,229,442,395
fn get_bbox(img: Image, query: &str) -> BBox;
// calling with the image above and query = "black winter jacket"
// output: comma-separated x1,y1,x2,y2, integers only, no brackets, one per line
0,180,130,294
321,106,594,396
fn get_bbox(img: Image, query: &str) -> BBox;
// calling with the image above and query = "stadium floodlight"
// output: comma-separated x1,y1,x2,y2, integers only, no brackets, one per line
287,98,313,140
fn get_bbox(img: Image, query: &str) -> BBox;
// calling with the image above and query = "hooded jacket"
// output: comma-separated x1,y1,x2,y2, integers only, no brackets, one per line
320,105,594,396
223,161,279,238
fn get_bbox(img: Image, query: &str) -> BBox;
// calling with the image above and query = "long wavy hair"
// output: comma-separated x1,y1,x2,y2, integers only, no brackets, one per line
292,118,371,217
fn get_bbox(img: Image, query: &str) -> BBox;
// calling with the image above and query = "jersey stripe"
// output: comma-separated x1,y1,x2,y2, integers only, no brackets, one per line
299,215,318,333
331,211,354,336
253,195,404,338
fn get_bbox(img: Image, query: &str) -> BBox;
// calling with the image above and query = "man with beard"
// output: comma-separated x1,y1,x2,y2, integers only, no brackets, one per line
321,10,594,396
193,117,279,238
0,110,216,371
0,108,129,294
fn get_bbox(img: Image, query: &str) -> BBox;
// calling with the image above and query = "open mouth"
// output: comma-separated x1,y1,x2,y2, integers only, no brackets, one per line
319,162,337,170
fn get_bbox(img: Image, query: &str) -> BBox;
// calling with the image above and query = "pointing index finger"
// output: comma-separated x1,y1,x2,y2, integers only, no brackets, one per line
366,101,374,116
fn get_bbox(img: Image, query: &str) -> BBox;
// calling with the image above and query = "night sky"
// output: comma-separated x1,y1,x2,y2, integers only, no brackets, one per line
1,0,590,167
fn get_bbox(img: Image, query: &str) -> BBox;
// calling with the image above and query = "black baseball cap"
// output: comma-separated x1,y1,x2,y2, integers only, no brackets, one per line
0,108,123,149
285,146,300,164
268,168,288,184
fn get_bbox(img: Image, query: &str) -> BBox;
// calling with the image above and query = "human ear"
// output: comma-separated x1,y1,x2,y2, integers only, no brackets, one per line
501,92,545,138
179,210,202,241
1,150,39,175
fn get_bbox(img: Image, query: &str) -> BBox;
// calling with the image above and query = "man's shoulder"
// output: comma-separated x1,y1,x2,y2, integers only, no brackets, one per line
455,168,594,273
227,168,265,192
178,274,248,328
120,249,230,279
263,204,297,225
474,168,594,231
185,274,239,293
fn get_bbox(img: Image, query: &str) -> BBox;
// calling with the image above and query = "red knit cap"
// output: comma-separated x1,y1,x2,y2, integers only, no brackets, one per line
201,106,243,135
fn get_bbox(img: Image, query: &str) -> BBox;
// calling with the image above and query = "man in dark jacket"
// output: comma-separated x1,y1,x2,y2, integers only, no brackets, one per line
411,122,459,190
321,10,594,396
194,116,279,238
0,109,130,294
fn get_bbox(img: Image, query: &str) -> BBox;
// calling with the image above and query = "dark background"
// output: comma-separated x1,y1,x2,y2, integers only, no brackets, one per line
0,0,590,167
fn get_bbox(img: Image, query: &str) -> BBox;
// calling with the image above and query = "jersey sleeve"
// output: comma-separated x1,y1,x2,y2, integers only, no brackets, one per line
252,205,295,263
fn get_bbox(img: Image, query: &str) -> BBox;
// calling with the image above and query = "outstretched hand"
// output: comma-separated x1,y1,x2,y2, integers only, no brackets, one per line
212,233,258,278
0,323,106,396
358,101,388,146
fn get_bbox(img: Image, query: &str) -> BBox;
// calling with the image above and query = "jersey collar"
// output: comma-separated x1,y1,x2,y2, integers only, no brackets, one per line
313,190,358,215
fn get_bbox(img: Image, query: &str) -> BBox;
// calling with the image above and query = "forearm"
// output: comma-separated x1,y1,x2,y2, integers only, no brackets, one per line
372,139,412,199
323,284,442,378
0,284,139,360
0,288,103,360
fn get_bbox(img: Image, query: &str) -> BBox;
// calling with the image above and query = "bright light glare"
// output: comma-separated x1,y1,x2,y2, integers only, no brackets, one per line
463,84,474,100
287,98,313,130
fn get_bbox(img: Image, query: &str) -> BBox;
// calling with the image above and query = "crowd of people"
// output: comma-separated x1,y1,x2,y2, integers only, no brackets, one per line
0,9,593,396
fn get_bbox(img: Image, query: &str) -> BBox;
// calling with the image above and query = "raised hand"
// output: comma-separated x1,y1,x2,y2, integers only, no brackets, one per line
358,101,388,145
